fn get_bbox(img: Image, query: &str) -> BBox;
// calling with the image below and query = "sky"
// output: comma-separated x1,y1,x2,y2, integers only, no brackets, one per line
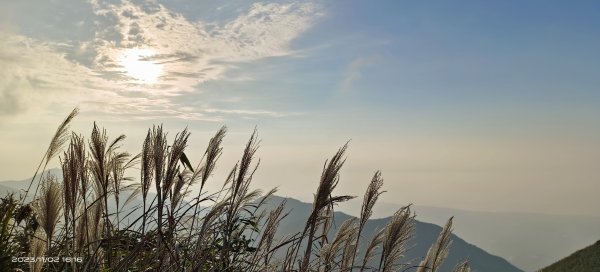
1,0,599,216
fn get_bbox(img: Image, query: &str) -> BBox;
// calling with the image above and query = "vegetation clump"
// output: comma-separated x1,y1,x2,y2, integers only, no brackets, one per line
1,108,469,271
539,240,600,272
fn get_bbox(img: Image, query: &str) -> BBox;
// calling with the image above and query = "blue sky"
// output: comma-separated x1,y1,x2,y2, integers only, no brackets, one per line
1,0,599,216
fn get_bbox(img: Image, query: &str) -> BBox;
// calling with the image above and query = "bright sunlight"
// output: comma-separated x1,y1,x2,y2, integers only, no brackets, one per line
118,48,162,84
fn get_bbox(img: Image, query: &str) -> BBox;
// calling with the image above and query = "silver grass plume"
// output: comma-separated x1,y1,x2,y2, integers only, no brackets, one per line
163,128,190,199
352,171,385,269
417,217,454,272
89,123,108,198
199,126,227,188
300,142,355,271
226,131,260,227
190,127,226,233
151,125,167,234
379,206,415,272
340,222,359,270
29,230,47,272
319,218,356,272
47,107,79,162
361,228,385,271
61,132,85,255
141,129,154,201
35,175,63,251
250,200,287,269
453,260,471,272
24,107,78,205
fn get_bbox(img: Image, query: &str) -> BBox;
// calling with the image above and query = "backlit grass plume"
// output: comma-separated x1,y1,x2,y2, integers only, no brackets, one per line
34,175,63,251
1,109,472,272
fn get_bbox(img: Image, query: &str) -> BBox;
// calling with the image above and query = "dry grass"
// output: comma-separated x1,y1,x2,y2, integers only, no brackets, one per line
417,217,453,272
379,206,415,272
2,109,470,272
454,260,471,272
34,175,62,251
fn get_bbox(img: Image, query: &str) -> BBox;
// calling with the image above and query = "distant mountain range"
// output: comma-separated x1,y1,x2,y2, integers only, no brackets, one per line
1,169,522,272
10,169,598,272
0,183,16,195
262,196,522,272
4,170,600,271
0,168,65,202
540,240,600,272
338,198,600,271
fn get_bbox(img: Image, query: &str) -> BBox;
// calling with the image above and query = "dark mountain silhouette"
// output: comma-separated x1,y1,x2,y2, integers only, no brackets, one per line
540,240,600,272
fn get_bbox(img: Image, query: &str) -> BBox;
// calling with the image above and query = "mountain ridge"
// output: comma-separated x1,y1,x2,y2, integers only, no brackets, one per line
539,240,600,272
0,169,522,272
337,198,600,271
262,195,522,272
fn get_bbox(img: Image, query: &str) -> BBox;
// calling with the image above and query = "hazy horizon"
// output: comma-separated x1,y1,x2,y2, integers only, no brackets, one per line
1,0,600,218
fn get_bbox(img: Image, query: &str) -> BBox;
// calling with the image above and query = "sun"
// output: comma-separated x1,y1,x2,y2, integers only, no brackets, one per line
119,48,162,84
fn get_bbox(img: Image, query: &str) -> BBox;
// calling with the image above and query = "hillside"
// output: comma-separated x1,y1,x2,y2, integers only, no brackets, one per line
0,183,17,196
338,199,600,271
265,196,522,272
540,240,600,272
0,168,63,200
413,206,600,271
1,170,521,272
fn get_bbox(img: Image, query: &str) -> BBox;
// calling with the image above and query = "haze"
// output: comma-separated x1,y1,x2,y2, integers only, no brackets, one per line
1,0,599,217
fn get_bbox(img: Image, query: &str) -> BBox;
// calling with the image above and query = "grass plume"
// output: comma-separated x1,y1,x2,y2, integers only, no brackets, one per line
1,110,475,272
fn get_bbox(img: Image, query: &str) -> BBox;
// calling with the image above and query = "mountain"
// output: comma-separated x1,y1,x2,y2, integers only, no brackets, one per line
413,206,600,271
1,171,522,271
539,240,600,272
0,169,151,228
337,199,600,271
0,168,63,200
264,196,522,272
0,183,17,196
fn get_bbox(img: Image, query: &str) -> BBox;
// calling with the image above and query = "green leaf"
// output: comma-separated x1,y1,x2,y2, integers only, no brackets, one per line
180,152,194,172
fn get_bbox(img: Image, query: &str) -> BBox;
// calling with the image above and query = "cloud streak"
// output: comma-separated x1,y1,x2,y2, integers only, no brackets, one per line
340,56,378,92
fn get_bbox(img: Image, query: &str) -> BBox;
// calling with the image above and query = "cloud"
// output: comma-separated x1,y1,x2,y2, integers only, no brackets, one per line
0,0,322,120
203,108,289,118
340,56,378,92
89,0,320,91
0,32,97,117
216,2,321,59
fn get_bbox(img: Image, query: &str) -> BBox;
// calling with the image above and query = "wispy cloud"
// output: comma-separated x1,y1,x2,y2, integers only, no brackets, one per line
340,56,378,92
0,32,98,117
0,0,322,120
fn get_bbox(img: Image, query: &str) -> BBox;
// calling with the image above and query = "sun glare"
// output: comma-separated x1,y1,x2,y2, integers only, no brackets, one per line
119,48,162,84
